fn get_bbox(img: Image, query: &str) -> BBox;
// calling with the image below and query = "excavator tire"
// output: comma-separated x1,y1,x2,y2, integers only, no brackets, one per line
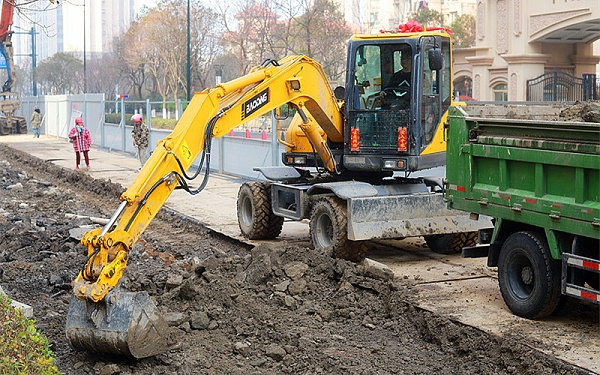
237,181,284,240
424,231,478,254
309,196,368,262
65,289,169,358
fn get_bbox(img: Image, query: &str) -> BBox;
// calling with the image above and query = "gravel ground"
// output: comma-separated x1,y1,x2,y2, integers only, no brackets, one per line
0,143,591,375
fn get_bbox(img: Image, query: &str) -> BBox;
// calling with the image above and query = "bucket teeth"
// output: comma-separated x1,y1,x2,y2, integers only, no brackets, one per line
66,289,169,358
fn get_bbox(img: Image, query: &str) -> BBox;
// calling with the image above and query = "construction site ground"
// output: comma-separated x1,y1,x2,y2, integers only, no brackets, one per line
0,134,597,375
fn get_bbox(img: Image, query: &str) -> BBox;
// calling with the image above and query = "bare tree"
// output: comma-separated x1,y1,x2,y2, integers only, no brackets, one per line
35,52,83,95
218,0,281,75
115,22,149,100
132,1,187,115
86,53,121,99
217,0,352,81
286,0,353,82
189,1,223,90
269,0,303,58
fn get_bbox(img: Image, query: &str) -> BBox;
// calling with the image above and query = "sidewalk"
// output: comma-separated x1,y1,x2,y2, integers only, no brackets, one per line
0,134,310,246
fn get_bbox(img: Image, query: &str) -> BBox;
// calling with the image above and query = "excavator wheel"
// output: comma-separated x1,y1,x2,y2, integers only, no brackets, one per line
66,289,169,358
309,196,368,262
424,231,478,254
237,181,284,240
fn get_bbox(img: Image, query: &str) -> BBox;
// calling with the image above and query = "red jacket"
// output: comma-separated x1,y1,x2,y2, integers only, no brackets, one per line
68,126,92,152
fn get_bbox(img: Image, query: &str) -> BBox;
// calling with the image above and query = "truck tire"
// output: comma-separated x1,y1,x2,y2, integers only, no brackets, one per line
237,182,284,240
309,196,368,262
424,232,477,254
497,231,561,319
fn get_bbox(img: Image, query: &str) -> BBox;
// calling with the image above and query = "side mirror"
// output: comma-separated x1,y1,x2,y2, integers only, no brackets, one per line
428,48,443,71
334,86,345,100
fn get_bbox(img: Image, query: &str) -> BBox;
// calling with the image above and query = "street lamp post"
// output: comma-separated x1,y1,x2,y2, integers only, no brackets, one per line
30,27,36,96
13,26,38,96
83,1,87,93
186,0,191,101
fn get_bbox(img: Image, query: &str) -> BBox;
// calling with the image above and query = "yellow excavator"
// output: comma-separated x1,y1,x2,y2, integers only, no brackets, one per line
67,24,489,357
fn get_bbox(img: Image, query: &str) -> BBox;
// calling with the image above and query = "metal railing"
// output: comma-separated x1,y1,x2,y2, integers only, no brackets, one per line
526,71,598,102
19,94,283,180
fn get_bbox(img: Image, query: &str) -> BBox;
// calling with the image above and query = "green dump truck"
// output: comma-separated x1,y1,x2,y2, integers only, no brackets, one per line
445,104,599,319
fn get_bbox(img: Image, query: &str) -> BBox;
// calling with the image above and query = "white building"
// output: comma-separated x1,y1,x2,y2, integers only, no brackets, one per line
10,0,143,94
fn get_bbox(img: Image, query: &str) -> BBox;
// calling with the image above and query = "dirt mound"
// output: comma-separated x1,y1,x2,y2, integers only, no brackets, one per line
0,144,588,374
559,100,599,122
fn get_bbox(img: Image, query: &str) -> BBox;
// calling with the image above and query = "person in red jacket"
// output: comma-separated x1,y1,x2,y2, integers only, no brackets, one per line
68,116,92,170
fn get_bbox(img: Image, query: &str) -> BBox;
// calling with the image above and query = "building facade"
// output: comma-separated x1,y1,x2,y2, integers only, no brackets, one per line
337,0,598,101
453,0,598,101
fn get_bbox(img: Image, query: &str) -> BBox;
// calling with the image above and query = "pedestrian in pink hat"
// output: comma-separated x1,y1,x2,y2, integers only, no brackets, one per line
68,116,92,170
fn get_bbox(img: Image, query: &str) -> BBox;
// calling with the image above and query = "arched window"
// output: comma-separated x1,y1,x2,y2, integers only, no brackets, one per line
493,83,508,101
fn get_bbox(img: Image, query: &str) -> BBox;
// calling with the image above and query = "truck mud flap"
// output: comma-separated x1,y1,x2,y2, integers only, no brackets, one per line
347,193,492,240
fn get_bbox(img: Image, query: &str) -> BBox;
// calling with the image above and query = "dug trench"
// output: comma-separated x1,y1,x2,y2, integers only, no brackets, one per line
0,143,592,375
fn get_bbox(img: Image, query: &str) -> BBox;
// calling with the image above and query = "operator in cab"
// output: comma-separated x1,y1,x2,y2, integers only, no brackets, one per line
352,44,413,111
379,51,412,109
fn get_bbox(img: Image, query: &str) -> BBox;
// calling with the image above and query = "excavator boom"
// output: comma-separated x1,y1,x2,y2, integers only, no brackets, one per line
67,55,344,357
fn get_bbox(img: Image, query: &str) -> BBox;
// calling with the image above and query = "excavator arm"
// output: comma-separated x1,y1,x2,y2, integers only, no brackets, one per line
0,0,15,92
67,55,344,358
74,55,343,302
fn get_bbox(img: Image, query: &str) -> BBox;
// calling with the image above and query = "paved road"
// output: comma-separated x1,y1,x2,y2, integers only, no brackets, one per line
2,134,598,374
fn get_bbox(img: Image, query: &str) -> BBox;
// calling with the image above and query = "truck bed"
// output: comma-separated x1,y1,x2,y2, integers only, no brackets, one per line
445,106,599,239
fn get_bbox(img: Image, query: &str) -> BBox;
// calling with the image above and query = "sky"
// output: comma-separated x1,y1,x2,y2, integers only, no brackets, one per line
135,0,158,13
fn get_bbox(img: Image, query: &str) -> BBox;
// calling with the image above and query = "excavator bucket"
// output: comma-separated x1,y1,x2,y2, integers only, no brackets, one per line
65,289,169,358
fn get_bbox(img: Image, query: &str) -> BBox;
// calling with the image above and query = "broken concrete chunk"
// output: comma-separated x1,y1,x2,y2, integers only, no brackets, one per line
0,284,33,318
283,261,309,280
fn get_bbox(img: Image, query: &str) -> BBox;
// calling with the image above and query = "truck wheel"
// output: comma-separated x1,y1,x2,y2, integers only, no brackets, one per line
309,196,368,262
424,232,477,254
237,182,284,240
498,231,561,319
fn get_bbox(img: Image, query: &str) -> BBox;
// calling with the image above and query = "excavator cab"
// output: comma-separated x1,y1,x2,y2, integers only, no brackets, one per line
343,34,452,174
